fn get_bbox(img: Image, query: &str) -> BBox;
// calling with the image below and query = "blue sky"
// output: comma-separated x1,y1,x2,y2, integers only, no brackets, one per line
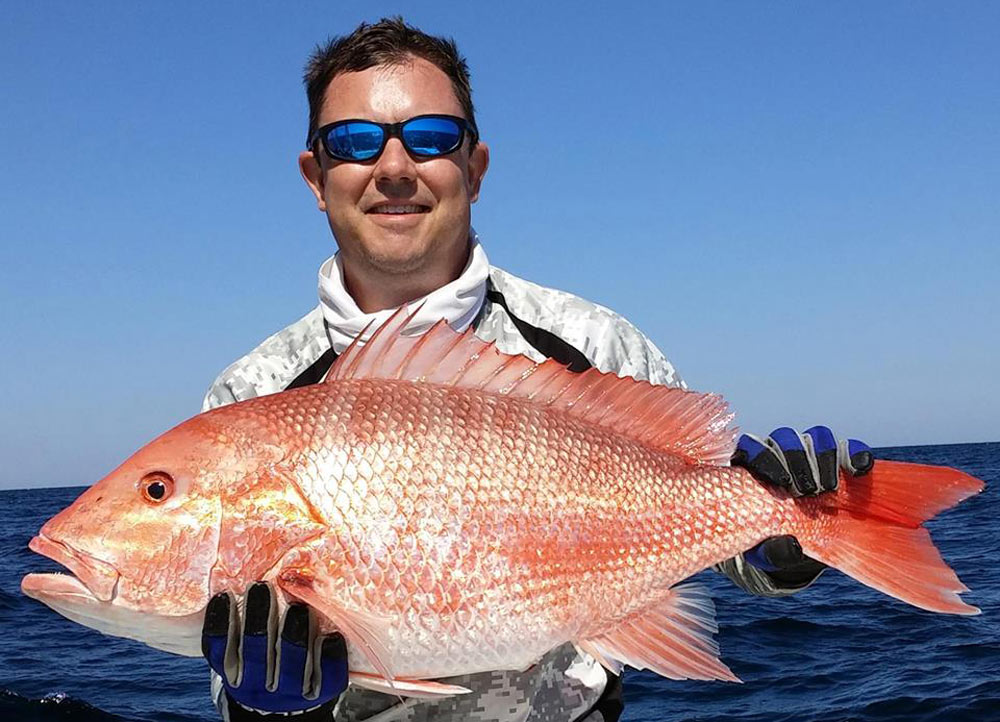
1,2,997,490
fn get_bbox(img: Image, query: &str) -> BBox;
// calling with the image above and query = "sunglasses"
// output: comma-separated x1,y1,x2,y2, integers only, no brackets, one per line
309,114,477,162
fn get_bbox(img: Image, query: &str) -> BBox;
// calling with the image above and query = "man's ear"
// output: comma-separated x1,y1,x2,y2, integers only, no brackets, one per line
467,142,490,203
299,150,327,212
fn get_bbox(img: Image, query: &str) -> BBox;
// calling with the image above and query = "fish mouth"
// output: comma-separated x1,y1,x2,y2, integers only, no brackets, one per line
24,533,120,603
21,536,203,657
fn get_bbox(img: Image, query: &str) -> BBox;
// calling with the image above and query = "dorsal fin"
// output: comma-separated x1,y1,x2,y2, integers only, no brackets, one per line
327,306,736,465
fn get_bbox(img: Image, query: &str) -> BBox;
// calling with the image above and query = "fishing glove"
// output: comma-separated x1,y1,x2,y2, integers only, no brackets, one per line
202,581,348,721
732,426,874,583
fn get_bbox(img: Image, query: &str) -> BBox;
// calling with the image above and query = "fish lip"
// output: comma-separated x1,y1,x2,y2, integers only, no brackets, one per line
27,533,120,603
21,571,96,602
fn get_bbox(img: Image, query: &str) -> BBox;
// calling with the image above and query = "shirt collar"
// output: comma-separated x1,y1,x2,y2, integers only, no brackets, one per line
317,229,490,354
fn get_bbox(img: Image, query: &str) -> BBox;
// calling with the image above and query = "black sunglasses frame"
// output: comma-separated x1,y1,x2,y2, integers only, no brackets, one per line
309,114,479,162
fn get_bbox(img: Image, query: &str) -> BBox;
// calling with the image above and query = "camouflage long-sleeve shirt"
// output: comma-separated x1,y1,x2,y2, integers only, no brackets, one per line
204,263,814,722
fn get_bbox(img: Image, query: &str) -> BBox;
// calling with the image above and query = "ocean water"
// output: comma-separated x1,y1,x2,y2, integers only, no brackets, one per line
1,443,997,721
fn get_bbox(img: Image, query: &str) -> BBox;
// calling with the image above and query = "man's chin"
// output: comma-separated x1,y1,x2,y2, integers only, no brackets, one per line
352,225,440,276
361,249,433,277
336,215,469,281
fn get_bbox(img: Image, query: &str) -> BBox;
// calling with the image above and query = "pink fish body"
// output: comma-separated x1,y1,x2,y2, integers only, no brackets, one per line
22,311,983,693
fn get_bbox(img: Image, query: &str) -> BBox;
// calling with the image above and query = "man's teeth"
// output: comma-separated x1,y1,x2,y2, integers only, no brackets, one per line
372,205,427,214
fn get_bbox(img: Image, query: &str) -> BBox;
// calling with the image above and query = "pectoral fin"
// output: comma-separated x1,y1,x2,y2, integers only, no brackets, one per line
277,568,396,688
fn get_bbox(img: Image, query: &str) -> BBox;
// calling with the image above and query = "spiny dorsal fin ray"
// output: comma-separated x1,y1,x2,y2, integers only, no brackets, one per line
327,306,736,465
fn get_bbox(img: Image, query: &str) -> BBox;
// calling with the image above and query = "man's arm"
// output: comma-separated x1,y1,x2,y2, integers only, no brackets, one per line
203,380,238,413
201,371,349,721
725,426,876,595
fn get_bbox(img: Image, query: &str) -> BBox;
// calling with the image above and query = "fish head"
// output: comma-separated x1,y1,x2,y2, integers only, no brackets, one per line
20,408,317,656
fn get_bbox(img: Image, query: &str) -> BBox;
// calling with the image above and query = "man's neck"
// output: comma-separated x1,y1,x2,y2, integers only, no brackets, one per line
317,238,490,354
342,250,471,313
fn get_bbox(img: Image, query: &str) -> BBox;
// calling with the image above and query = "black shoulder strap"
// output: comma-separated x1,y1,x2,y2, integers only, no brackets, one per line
285,347,338,390
485,285,593,373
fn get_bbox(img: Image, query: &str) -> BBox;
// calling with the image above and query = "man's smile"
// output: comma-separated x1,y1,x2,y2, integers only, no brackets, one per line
366,203,432,215
364,201,432,227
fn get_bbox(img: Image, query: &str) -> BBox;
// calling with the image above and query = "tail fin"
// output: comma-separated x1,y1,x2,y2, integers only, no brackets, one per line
795,461,984,615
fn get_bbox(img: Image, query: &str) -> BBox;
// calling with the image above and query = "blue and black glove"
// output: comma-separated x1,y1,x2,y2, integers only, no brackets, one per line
732,426,874,582
202,581,348,721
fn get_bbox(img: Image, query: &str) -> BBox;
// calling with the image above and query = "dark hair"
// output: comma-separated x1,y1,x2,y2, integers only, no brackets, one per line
303,17,479,150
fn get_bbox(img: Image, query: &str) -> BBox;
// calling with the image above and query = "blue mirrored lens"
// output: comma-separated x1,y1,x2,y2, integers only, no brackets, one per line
326,122,384,160
402,117,462,156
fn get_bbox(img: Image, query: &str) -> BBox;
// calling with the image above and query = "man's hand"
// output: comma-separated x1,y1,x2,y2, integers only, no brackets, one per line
202,581,348,720
732,425,873,496
732,426,874,578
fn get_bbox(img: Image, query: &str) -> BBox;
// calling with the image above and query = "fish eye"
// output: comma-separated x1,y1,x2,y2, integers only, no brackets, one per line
140,472,174,504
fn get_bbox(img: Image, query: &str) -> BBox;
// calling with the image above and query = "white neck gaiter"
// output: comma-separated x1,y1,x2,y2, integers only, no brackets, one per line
318,232,490,354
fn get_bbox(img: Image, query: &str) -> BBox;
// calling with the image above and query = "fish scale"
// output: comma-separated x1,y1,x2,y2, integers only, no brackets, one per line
21,308,984,697
235,376,792,679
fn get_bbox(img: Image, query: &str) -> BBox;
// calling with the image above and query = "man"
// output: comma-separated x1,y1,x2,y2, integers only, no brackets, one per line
200,18,873,722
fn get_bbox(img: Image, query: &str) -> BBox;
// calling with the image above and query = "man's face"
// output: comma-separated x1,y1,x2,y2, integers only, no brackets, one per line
300,57,489,294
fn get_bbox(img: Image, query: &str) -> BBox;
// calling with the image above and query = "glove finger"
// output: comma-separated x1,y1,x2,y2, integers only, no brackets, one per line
732,433,793,490
840,438,875,476
768,427,817,496
239,582,276,693
312,632,350,703
805,425,839,492
275,602,312,699
202,591,241,687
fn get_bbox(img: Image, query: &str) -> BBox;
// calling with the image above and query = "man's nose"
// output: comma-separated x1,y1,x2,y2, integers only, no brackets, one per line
374,137,417,183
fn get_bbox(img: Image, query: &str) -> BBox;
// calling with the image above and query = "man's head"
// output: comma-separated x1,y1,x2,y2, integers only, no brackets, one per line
299,18,489,311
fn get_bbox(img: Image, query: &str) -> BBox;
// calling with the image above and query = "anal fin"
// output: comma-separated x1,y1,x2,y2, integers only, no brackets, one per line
581,583,740,683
